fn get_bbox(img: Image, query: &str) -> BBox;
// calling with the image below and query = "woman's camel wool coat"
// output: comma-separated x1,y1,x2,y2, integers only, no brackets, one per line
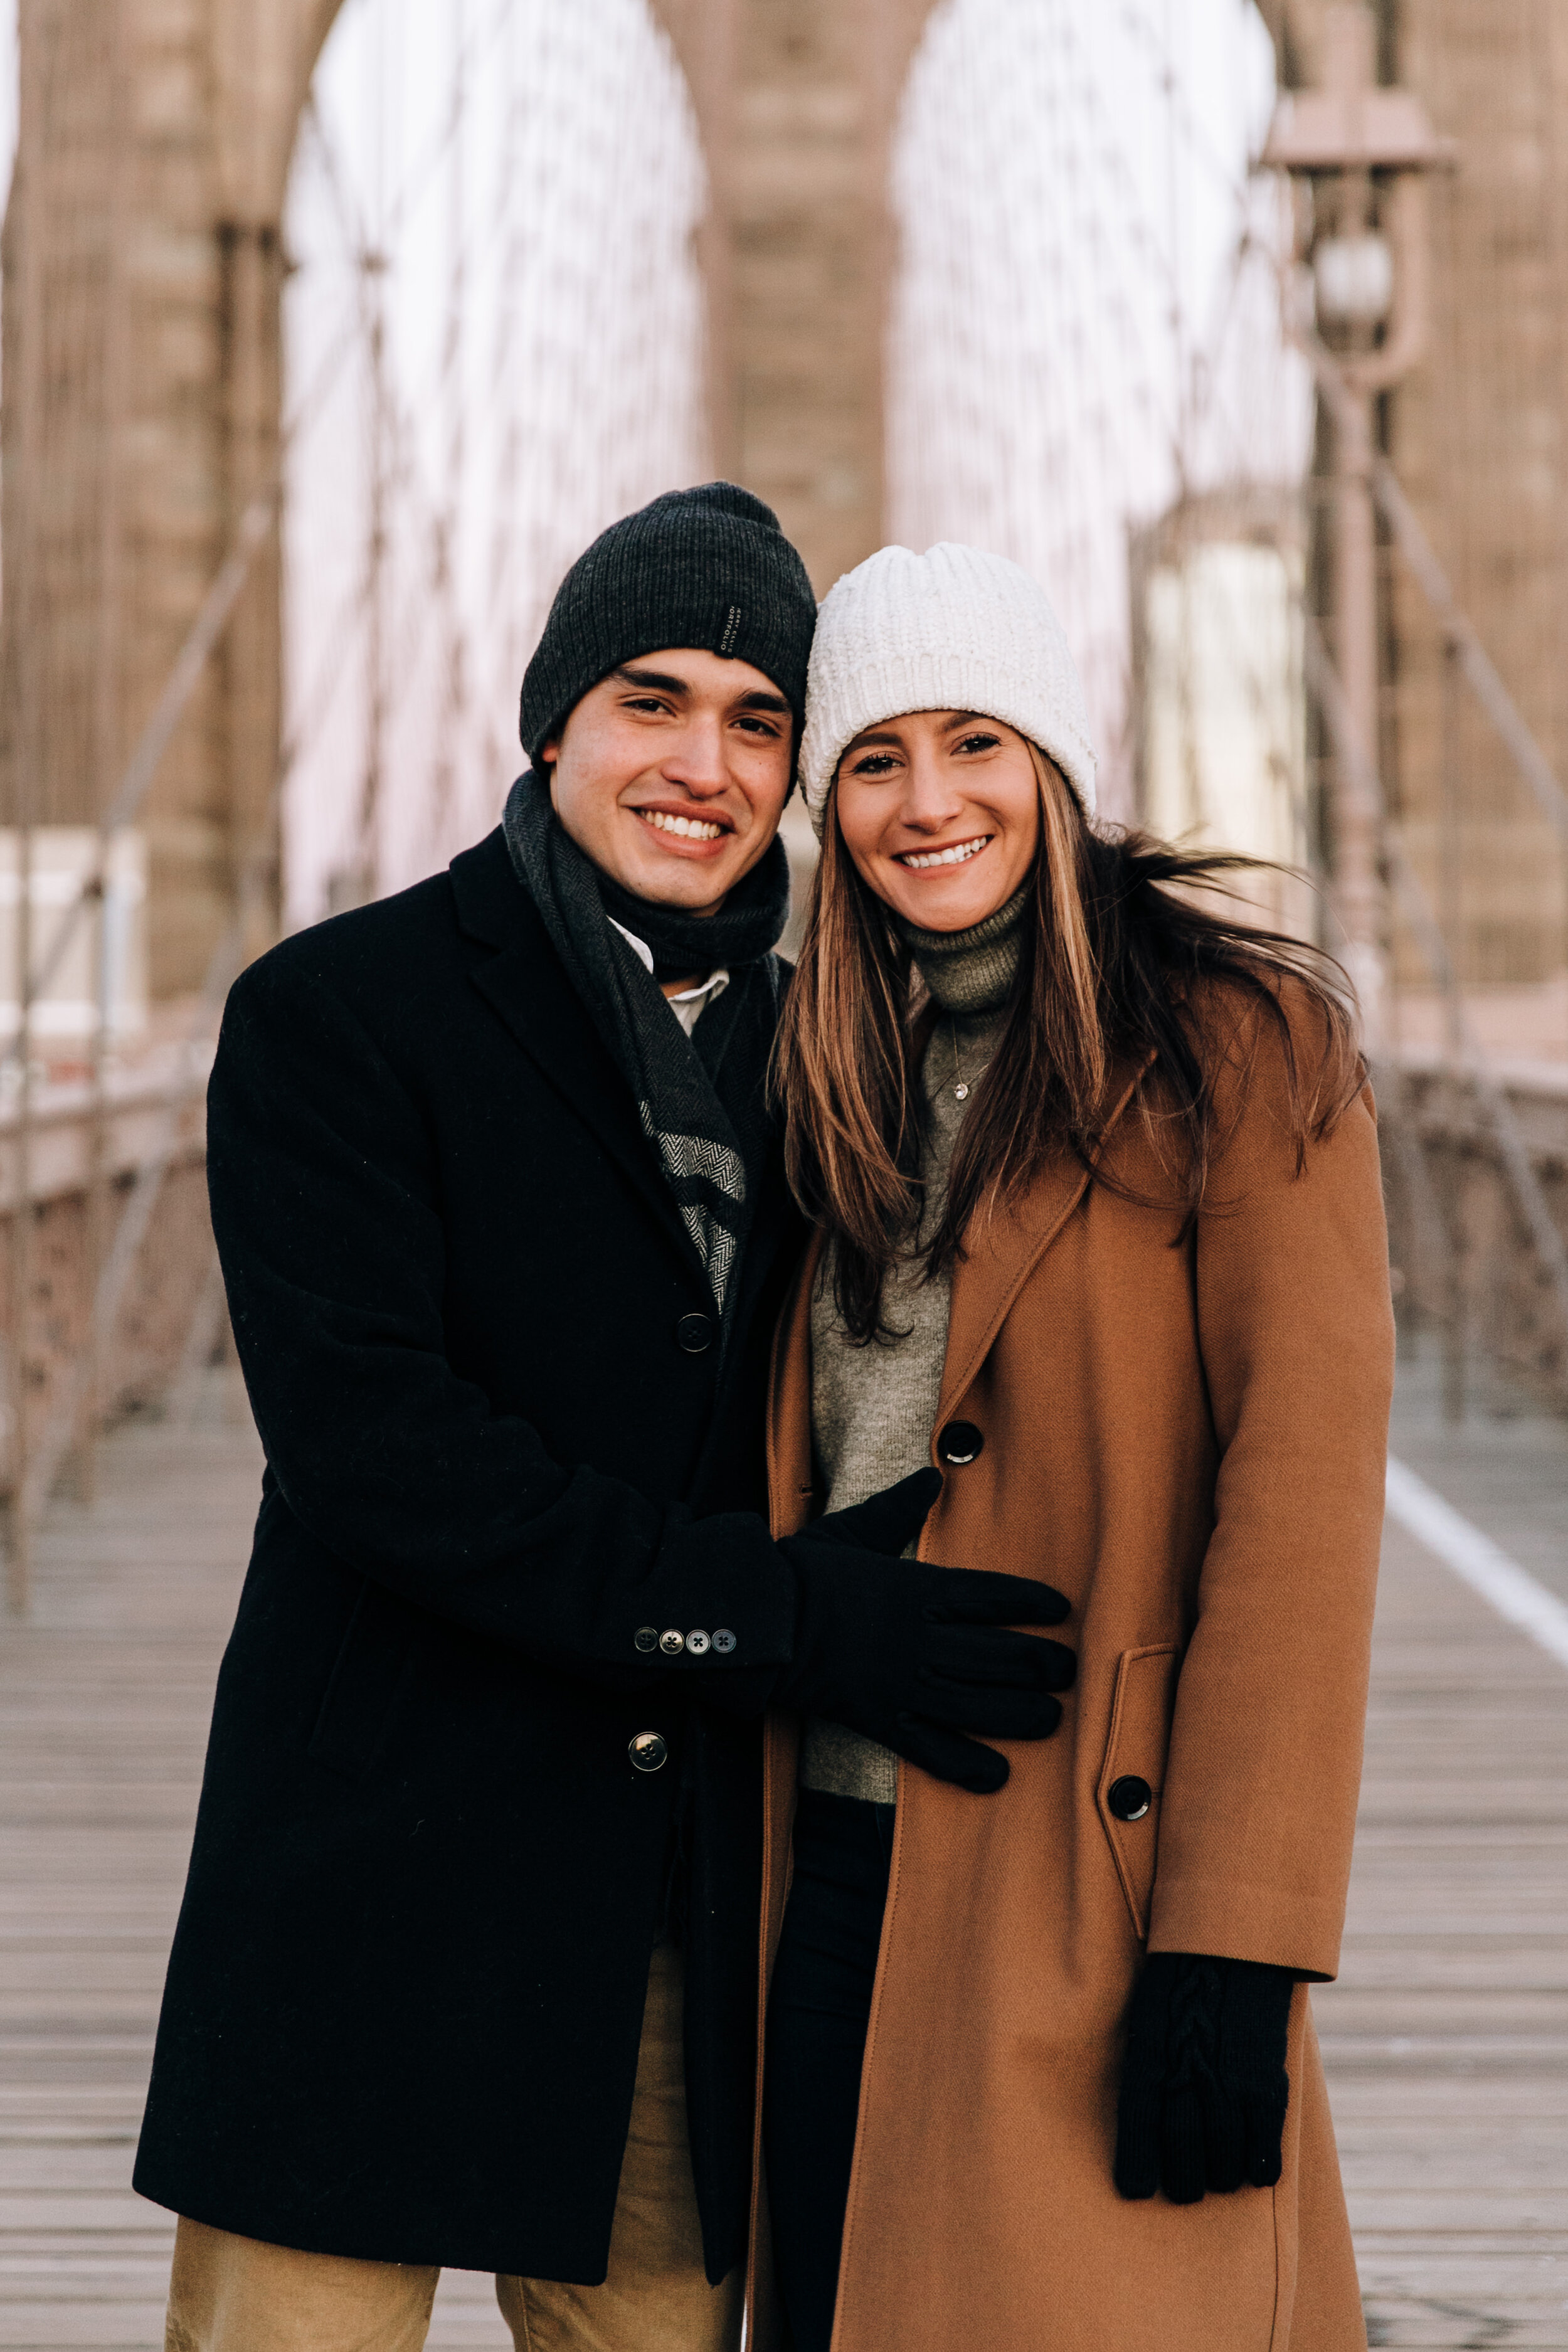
755,994,1394,2352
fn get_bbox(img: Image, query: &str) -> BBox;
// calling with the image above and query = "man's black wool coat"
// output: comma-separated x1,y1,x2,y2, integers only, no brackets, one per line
133,826,806,2284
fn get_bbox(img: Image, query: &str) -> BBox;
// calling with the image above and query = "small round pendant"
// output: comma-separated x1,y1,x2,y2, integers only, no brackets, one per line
954,1082,970,1100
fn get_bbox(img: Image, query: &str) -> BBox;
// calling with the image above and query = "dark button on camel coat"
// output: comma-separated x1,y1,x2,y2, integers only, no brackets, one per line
755,993,1394,2352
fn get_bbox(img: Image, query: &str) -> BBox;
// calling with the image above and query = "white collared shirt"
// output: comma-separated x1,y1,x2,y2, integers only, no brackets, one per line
608,919,731,1038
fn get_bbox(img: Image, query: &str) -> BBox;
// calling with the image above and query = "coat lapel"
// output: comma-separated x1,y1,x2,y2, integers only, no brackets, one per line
724,1142,804,1356
450,830,704,1280
935,1054,1152,1428
767,1225,826,1537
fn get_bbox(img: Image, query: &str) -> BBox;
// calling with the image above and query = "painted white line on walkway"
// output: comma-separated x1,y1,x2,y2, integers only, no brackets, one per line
1386,1454,1568,1672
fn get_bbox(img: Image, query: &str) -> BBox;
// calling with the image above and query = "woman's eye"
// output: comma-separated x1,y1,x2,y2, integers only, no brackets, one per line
955,732,1001,755
849,752,899,777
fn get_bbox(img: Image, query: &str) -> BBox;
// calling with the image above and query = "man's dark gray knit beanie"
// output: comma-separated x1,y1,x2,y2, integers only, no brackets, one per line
518,482,818,765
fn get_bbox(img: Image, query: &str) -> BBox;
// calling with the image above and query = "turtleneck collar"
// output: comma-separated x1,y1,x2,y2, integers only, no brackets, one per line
894,883,1030,1016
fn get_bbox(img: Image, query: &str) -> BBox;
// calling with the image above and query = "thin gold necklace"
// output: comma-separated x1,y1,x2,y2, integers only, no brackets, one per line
948,1018,993,1103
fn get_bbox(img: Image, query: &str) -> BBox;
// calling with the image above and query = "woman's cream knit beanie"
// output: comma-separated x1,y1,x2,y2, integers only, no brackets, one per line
798,541,1097,838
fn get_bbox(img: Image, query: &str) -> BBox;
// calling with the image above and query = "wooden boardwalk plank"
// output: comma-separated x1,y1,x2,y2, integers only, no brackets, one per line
1,1379,1565,2347
1318,1517,1568,2348
0,1383,518,2351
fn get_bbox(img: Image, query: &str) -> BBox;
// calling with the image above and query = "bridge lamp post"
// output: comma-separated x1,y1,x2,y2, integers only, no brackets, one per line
1261,3,1452,1041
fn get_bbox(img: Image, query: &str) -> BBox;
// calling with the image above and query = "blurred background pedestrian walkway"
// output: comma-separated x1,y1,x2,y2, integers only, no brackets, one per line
0,1364,1563,2349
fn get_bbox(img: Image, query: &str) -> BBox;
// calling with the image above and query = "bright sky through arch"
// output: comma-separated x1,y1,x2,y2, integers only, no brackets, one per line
889,0,1310,817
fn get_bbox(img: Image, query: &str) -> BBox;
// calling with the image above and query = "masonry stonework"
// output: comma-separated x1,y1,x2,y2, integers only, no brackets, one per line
3,0,941,1007
1265,0,1568,995
2,0,339,1000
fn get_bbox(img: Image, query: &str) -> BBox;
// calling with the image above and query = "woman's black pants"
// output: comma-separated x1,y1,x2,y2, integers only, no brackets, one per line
763,1788,894,2352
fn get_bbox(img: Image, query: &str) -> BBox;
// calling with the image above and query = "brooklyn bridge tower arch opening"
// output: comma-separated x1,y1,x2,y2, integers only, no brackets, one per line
0,0,940,986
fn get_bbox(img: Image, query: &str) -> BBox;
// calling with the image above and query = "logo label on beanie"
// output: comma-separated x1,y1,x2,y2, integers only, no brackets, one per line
717,605,743,657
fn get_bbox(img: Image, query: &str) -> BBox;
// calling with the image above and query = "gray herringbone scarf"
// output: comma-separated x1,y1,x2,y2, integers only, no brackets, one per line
502,772,788,1315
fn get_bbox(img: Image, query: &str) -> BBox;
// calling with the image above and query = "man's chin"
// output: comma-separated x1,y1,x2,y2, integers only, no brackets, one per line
610,842,750,913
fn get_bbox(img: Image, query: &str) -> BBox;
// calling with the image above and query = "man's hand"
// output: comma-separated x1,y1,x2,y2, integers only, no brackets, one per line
773,1468,1076,1793
1114,1952,1294,2203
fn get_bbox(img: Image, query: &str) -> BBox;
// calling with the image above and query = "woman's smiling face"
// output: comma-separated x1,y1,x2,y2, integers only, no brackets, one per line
832,709,1041,933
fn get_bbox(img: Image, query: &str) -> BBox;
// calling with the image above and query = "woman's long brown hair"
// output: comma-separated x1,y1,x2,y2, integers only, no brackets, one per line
775,744,1365,1343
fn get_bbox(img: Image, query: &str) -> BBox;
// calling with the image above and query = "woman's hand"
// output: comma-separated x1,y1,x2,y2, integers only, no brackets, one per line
1113,1952,1294,2203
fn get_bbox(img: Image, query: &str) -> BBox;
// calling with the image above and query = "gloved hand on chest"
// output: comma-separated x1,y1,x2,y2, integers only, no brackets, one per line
773,1467,1076,1794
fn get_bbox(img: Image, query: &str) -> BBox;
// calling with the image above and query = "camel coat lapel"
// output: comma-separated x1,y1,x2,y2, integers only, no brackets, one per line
932,1057,1148,1438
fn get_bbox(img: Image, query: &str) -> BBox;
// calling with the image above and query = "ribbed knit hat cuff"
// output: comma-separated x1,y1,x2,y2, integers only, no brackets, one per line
519,483,817,766
798,543,1098,836
803,653,1096,834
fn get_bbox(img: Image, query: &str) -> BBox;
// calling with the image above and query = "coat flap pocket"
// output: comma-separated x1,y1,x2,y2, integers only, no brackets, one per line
309,1579,418,1783
1097,1643,1181,1941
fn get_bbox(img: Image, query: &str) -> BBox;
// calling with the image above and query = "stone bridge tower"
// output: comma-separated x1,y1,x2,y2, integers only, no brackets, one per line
1260,0,1568,997
1,0,938,1004
11,0,1568,1011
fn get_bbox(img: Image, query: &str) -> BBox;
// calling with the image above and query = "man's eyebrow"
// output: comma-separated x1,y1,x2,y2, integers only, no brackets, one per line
613,665,690,696
735,689,791,714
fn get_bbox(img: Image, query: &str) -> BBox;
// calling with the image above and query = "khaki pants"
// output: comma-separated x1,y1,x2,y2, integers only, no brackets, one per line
164,1946,743,2352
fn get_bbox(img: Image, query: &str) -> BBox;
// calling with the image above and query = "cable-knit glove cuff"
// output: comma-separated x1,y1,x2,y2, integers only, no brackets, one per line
1113,1952,1295,2205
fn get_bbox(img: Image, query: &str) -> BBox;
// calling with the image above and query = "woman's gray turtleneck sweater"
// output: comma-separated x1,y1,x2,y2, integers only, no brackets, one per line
801,886,1029,1804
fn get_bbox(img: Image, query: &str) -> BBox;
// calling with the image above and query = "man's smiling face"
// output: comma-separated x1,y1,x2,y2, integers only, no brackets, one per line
542,649,795,916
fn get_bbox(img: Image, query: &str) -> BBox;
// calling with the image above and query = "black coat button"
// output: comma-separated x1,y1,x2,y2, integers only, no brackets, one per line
629,1732,668,1773
1108,1774,1152,1823
675,1313,714,1353
712,1629,736,1654
658,1629,684,1657
633,1626,658,1653
938,1420,984,1466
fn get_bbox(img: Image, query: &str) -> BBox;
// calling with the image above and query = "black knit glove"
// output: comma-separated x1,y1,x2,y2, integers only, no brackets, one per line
1114,1952,1294,2203
774,1468,1075,1795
